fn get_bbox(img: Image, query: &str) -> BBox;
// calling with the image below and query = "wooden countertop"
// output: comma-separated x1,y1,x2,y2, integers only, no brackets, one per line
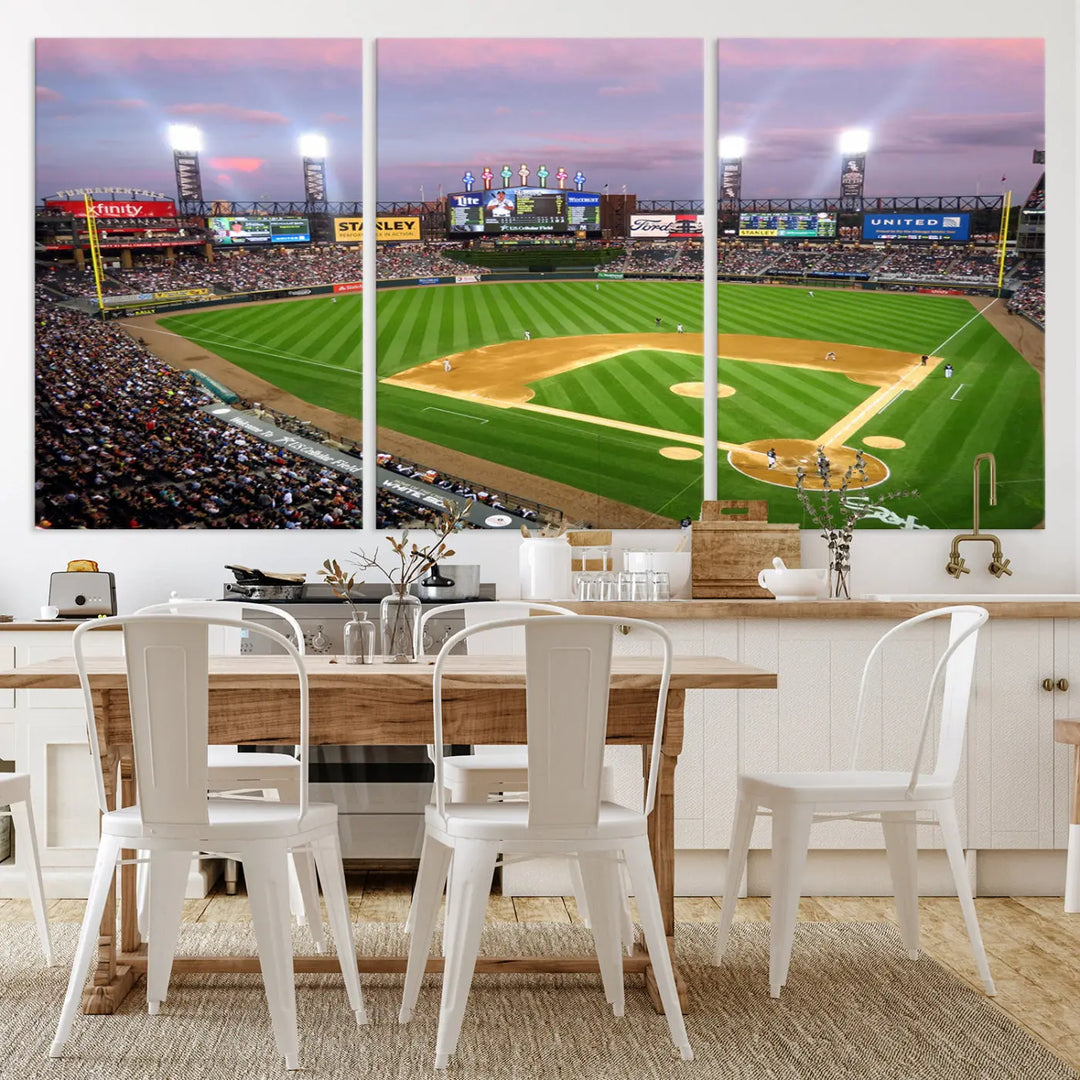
559,598,1080,619
2,598,1079,631
0,621,121,631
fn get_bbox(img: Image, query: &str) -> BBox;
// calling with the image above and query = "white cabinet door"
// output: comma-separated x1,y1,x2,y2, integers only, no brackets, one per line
1053,620,1080,848
968,618,1056,849
16,713,100,866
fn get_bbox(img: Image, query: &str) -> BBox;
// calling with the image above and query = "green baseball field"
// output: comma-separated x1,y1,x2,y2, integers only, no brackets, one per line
156,280,1044,529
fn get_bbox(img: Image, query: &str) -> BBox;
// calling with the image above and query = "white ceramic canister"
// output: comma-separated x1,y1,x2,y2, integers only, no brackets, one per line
519,536,573,600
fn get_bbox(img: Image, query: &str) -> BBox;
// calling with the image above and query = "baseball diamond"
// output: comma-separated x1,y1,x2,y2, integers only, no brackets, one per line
153,278,1044,530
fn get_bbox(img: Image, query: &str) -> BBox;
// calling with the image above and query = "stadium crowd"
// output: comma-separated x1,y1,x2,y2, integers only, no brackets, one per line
34,300,550,530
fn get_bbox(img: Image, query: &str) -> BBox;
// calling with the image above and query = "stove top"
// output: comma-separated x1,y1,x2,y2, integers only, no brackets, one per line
222,583,496,605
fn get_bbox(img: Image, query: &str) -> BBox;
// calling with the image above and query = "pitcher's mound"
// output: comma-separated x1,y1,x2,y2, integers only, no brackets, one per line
671,382,736,399
863,436,906,449
669,380,738,397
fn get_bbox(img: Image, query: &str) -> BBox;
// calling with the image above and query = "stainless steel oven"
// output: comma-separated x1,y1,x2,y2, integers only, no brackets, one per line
229,582,494,862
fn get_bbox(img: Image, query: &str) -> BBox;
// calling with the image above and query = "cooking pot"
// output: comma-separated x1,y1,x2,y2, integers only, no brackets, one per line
411,563,481,602
224,565,306,602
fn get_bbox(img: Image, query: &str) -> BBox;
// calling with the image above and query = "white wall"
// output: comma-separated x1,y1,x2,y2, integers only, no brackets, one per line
2,1,1077,619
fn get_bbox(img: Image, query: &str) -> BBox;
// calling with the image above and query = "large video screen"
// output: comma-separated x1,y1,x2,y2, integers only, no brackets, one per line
209,216,311,245
448,188,600,235
861,212,971,242
739,212,837,238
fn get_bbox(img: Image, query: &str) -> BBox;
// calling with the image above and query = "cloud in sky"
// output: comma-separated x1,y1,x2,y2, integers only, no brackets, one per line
166,103,290,125
208,156,265,173
36,86,61,102
35,38,363,76
92,98,147,110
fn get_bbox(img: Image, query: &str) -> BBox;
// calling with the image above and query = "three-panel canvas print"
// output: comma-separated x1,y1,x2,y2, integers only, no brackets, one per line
34,38,1045,530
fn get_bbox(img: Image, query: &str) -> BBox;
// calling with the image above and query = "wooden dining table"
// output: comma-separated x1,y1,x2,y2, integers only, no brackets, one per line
0,651,776,1016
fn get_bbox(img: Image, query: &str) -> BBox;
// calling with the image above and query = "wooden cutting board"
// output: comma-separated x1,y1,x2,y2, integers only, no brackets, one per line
691,501,801,598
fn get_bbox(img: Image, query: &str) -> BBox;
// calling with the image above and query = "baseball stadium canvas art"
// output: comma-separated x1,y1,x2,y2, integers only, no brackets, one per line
33,38,1046,531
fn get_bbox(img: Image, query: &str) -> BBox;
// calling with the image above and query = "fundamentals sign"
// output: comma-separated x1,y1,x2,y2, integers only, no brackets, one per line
334,217,421,242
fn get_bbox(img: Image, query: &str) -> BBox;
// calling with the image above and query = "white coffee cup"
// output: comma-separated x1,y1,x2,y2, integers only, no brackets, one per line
39,605,60,620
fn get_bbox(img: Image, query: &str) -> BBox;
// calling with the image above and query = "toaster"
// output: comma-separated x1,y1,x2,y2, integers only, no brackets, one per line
48,572,117,618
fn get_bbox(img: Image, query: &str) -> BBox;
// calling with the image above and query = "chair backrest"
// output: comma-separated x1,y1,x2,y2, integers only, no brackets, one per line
136,599,305,655
73,613,308,826
419,601,574,656
431,615,672,828
846,605,988,793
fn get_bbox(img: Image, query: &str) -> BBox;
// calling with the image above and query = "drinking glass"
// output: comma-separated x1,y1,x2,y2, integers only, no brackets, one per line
649,571,670,602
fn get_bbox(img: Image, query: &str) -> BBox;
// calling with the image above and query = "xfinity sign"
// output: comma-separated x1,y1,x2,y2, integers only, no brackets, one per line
862,212,970,241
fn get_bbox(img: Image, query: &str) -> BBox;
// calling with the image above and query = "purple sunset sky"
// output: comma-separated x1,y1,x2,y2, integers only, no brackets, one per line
34,38,1044,203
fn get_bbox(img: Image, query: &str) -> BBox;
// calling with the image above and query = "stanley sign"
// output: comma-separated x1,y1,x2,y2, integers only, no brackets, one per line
334,216,421,242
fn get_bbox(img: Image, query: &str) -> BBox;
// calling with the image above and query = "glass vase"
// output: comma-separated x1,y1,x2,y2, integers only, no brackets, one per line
343,611,374,665
380,586,422,663
826,529,853,599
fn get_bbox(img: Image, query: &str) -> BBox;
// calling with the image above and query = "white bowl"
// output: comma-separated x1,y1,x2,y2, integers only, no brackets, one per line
758,567,828,601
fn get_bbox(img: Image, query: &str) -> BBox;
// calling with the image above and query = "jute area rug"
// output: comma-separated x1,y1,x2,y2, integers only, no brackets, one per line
0,921,1075,1080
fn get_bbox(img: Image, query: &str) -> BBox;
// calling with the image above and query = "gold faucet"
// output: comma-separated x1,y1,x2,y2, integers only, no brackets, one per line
946,452,1012,579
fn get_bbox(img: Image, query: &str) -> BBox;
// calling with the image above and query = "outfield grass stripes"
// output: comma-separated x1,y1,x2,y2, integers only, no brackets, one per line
161,280,1043,528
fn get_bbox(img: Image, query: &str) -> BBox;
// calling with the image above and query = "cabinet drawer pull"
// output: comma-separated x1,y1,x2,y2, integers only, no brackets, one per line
1059,678,1070,693
1043,678,1055,692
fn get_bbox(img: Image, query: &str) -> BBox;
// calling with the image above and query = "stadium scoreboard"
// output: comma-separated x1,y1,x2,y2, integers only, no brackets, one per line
448,188,601,235
209,216,311,245
739,212,837,238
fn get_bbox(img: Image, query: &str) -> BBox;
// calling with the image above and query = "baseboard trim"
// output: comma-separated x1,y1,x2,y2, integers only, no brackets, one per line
500,849,1069,898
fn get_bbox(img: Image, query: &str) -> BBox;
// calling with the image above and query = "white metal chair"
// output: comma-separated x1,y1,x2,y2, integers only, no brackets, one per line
399,615,691,1069
411,601,632,945
714,605,995,999
136,600,321,944
51,613,365,1071
0,773,52,965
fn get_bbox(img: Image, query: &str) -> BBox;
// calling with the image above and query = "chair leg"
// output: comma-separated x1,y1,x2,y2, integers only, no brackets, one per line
434,838,499,1070
243,842,301,1070
9,798,52,965
290,846,325,953
767,804,814,998
400,831,453,1023
937,801,996,996
576,852,625,1017
714,792,756,965
136,850,150,941
309,832,366,1025
50,835,123,1058
881,811,921,959
568,856,591,926
622,836,692,1061
145,850,194,1014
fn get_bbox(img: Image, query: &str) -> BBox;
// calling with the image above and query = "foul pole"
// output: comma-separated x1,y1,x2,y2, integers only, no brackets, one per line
83,194,106,312
995,190,1012,296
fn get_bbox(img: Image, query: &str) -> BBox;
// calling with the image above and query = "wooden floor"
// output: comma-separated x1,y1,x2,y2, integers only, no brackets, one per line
3,875,1079,1072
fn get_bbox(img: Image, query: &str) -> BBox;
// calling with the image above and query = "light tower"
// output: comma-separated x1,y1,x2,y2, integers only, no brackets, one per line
719,135,746,215
300,133,328,204
838,128,870,210
168,124,203,214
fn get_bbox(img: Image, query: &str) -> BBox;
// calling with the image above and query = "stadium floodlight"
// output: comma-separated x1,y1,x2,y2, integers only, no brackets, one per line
838,128,870,155
299,133,328,159
168,124,202,153
719,136,746,160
